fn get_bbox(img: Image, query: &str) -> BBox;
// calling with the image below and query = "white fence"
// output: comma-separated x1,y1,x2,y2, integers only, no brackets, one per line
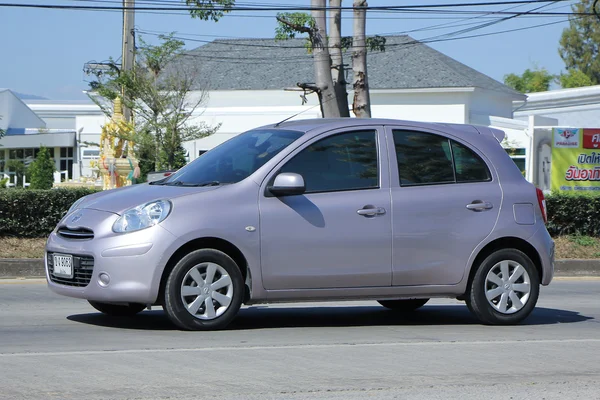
2,171,68,188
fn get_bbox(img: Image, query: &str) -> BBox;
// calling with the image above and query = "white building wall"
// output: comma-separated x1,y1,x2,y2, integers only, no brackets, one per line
4,87,523,179
370,90,471,123
515,105,600,127
469,89,519,124
182,89,477,160
513,85,600,128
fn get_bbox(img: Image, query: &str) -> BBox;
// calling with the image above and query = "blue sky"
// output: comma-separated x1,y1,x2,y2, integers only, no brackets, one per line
0,0,578,100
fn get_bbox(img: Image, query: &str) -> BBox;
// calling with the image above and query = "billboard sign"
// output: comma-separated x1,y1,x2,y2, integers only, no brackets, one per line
552,128,600,193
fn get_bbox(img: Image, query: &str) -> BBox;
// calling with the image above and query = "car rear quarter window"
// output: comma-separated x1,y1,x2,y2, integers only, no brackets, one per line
393,130,491,186
280,130,378,193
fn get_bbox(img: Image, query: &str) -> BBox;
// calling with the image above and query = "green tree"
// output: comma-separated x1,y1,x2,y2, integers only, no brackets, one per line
275,2,385,118
28,146,56,189
185,0,234,21
559,68,595,88
503,68,555,93
87,34,218,172
559,0,600,85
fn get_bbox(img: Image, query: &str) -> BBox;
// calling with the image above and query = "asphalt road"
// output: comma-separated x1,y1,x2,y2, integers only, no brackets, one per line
0,279,599,400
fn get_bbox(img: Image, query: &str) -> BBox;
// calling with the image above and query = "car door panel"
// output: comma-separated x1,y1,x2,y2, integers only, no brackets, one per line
259,127,392,290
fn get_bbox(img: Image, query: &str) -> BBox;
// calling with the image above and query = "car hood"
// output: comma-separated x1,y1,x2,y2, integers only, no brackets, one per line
78,184,222,215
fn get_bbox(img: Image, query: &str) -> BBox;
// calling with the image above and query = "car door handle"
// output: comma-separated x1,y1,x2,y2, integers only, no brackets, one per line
466,201,493,211
357,207,386,216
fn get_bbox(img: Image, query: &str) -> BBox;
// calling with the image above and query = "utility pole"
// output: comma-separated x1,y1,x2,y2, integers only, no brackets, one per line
121,0,135,123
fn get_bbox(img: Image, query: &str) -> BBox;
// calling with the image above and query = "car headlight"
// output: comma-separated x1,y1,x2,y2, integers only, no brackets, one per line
113,200,172,233
67,197,87,215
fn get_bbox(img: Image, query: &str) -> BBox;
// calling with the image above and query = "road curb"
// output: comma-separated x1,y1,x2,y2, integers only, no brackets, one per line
0,258,599,279
0,259,45,279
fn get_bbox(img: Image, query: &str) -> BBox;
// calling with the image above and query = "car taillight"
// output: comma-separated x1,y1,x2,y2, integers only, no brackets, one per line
536,187,547,224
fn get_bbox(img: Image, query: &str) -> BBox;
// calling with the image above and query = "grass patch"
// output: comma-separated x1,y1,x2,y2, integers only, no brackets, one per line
555,235,600,259
1,235,600,259
567,234,596,247
0,237,47,258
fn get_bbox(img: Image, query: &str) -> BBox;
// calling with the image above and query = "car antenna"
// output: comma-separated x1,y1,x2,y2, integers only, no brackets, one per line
274,92,340,127
274,102,321,127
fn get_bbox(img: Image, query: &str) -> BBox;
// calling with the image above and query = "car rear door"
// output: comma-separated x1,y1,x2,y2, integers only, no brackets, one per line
386,126,502,286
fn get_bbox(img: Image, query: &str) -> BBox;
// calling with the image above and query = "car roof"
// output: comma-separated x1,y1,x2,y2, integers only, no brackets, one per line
257,118,503,142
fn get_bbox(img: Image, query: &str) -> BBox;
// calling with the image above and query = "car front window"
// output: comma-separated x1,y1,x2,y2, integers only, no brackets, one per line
159,129,303,186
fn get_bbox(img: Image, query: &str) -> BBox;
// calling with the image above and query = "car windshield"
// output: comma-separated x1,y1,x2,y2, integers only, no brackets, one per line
158,129,304,186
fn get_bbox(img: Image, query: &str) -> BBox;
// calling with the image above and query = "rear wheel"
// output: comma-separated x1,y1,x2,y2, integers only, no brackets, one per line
88,301,146,317
466,249,540,325
377,298,429,311
163,249,244,331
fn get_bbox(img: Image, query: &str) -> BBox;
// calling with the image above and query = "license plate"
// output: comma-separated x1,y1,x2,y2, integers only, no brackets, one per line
53,254,73,279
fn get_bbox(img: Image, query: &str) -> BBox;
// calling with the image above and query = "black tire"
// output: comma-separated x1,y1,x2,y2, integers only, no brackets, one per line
163,249,244,331
466,248,540,325
377,298,429,311
88,300,146,317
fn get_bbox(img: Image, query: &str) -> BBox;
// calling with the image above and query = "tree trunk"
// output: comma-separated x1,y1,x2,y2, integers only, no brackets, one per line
311,0,340,118
329,0,350,117
352,0,371,118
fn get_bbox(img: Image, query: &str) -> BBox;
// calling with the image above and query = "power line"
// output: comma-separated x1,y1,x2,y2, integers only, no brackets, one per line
148,17,571,66
0,0,589,15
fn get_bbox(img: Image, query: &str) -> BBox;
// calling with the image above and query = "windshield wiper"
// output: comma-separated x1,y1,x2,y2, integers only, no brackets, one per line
197,181,222,186
163,181,222,187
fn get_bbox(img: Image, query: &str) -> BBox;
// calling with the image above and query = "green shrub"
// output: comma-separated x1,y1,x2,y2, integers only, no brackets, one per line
0,188,99,237
28,146,56,189
546,193,600,237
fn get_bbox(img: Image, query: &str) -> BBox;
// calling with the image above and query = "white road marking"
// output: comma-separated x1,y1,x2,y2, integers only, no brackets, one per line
2,338,600,358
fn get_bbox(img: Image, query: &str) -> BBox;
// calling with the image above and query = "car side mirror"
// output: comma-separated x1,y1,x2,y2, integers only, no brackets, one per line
269,173,306,196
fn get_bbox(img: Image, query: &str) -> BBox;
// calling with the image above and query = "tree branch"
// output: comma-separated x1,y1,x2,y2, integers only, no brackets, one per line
276,16,312,34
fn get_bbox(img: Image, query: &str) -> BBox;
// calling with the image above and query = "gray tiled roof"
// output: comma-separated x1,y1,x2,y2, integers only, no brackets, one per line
180,35,521,97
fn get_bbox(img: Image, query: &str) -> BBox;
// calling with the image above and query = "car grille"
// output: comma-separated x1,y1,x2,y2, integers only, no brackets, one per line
47,253,94,287
57,227,94,240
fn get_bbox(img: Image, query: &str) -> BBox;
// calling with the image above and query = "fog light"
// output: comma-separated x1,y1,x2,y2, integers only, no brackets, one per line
98,273,110,287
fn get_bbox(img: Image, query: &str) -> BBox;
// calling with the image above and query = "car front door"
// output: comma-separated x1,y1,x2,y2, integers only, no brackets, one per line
387,127,503,286
259,127,392,290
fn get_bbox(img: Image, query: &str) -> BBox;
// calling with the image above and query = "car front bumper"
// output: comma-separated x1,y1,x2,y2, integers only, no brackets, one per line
46,208,178,304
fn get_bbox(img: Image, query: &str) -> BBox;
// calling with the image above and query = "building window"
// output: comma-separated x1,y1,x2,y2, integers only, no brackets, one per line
82,149,100,159
6,148,36,167
58,147,74,180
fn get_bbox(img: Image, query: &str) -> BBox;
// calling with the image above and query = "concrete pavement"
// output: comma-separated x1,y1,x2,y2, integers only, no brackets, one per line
0,279,599,399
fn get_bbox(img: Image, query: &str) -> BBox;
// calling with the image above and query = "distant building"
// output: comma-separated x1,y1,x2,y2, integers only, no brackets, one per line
5,36,596,189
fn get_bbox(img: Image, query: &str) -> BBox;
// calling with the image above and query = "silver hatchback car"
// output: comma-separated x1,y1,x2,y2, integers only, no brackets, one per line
46,118,554,330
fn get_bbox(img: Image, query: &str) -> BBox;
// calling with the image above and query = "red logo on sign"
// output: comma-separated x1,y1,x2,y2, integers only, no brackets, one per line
583,129,600,149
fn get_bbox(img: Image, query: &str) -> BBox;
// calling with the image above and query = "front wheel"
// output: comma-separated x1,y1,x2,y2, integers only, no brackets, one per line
88,301,146,317
163,249,244,331
466,249,540,325
377,298,429,311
